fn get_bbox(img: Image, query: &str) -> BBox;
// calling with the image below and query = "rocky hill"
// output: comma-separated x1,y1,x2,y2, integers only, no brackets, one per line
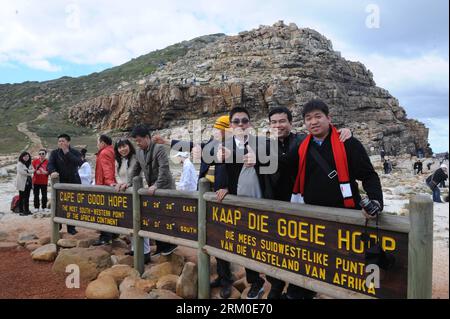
1,21,428,155
0,34,225,153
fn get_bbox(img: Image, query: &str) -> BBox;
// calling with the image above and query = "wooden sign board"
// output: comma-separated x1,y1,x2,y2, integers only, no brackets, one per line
140,195,198,241
55,189,133,229
206,202,408,299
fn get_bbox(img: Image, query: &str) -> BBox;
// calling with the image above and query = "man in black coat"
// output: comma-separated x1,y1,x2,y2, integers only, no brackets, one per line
48,133,83,235
265,106,352,299
215,106,278,299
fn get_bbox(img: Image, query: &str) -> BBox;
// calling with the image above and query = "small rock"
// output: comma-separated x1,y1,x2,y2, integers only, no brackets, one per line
120,287,150,299
98,264,140,284
148,289,182,299
0,231,8,241
38,237,51,245
111,255,119,265
77,239,97,248
26,243,41,252
31,244,57,262
85,275,119,299
18,233,38,245
57,239,78,248
156,274,179,292
176,262,198,299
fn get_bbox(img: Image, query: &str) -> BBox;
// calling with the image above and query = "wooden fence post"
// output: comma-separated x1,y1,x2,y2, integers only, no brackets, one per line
198,178,210,299
133,176,144,274
407,194,433,299
50,176,60,244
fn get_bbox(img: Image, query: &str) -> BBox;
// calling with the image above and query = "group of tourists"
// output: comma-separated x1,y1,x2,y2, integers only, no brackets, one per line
14,98,447,299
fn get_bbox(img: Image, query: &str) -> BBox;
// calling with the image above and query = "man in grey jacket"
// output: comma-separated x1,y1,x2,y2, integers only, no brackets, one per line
122,125,177,257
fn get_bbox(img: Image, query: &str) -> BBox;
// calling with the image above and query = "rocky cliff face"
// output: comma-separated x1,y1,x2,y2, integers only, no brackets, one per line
68,21,428,155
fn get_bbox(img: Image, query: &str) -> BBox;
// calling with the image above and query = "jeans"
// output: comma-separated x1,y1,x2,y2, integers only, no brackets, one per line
432,187,442,203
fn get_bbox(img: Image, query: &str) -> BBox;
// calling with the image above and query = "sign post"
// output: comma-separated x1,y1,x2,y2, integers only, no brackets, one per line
198,178,210,299
50,176,60,244
133,176,144,274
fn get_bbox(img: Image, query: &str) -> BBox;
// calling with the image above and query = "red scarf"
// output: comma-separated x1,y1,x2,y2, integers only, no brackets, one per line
293,125,355,208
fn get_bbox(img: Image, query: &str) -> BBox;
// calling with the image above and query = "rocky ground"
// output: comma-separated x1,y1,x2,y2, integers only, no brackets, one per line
0,155,448,299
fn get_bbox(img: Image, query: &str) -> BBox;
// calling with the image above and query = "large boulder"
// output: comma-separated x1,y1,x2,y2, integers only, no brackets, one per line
31,244,57,262
156,274,179,292
142,262,177,280
148,289,182,299
98,264,140,284
156,252,185,275
52,247,112,281
176,262,198,299
85,275,119,299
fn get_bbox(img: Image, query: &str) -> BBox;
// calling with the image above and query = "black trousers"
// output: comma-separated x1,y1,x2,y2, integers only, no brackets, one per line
245,268,263,285
18,187,32,213
216,258,233,285
33,184,48,209
267,276,316,299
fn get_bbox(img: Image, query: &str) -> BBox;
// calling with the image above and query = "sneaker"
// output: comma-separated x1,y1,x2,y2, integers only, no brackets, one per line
151,247,163,258
210,277,222,288
92,238,111,246
161,244,177,256
67,228,78,235
220,284,232,299
267,288,283,299
19,211,31,216
247,280,265,299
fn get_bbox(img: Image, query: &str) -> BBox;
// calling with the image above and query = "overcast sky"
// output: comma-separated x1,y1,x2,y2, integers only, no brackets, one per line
0,0,448,152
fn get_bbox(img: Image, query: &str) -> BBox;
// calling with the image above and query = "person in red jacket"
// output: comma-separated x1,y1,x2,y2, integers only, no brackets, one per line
32,149,49,213
93,135,117,246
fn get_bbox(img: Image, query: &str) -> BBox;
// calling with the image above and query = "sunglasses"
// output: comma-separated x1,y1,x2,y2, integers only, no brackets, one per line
231,118,250,125
39,152,46,155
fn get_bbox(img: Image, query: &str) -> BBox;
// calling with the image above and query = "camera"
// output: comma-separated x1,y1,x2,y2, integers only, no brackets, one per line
360,197,381,216
365,243,395,270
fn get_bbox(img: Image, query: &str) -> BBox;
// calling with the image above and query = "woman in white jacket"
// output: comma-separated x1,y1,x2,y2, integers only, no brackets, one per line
114,138,151,263
15,152,34,215
78,148,92,185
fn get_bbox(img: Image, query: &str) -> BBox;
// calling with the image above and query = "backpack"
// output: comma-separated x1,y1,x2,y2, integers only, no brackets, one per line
10,195,20,213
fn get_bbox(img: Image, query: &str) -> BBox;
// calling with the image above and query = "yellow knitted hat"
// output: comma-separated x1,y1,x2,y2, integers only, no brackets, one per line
213,115,230,131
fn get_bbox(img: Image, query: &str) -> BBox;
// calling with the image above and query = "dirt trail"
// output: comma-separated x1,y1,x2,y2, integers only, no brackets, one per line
16,107,50,155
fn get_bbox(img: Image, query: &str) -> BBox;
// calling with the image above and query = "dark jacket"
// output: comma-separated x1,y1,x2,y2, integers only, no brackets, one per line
214,135,277,199
47,147,83,184
426,168,448,190
299,134,383,210
270,132,306,202
131,143,174,189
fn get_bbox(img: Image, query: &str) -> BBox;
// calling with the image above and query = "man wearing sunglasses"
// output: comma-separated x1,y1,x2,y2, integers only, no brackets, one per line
215,106,278,299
